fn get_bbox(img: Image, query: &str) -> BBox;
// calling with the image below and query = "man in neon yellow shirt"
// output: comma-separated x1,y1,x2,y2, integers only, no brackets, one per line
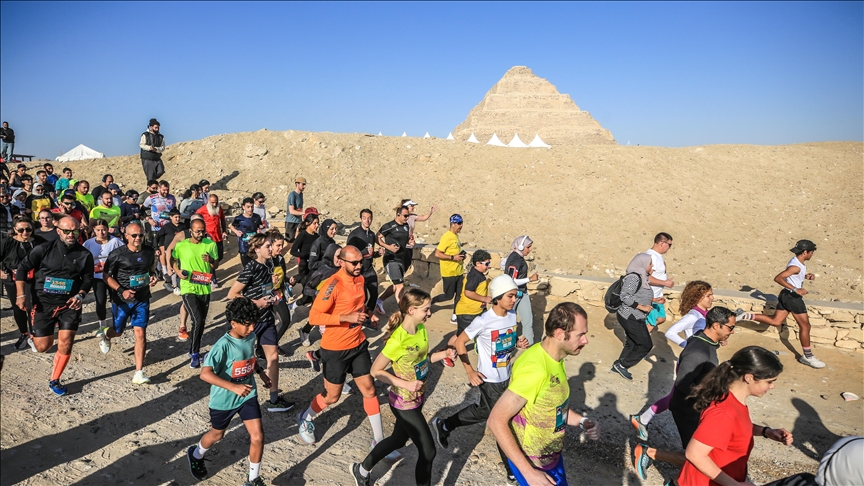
488,302,602,486
75,180,95,213
89,191,122,235
432,214,466,323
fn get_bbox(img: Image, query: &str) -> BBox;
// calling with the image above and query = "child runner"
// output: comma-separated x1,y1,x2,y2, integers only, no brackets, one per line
448,249,492,348
84,219,125,337
186,297,273,486
349,288,456,486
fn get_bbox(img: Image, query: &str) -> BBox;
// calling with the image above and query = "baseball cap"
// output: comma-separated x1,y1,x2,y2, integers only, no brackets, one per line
790,239,817,253
108,183,120,191
489,275,518,300
403,200,418,207
304,207,319,216
295,176,307,184
450,214,463,224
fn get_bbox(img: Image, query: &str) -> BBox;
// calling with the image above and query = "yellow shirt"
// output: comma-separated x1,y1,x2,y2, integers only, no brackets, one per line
437,230,463,277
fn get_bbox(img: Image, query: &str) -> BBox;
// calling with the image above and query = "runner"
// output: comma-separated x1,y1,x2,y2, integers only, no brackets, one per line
346,208,382,322
502,236,540,345
227,234,295,412
35,210,61,244
630,281,714,441
252,192,270,230
89,191,122,235
1,216,44,350
90,174,114,204
737,240,825,368
83,219,125,337
43,163,59,187
349,289,456,486
143,180,177,280
231,197,265,269
295,246,384,447
308,218,337,273
288,212,319,300
266,229,293,354
299,243,343,349
35,170,55,198
376,206,411,307
100,221,158,384
431,214,466,324
156,209,188,292
646,232,675,330
401,199,436,248
284,176,307,242
16,216,94,395
24,183,55,222
185,297,272,486
166,214,203,337
179,185,205,220
119,190,143,233
448,249,492,347
488,302,601,486
195,194,228,286
431,274,528,482
75,180,95,213
172,218,219,368
677,346,793,486
611,253,655,381
52,192,87,226
198,180,211,201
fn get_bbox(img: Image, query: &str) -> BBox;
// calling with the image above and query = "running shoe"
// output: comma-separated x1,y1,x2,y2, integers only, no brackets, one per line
734,308,754,321
155,268,164,281
163,281,174,293
244,476,266,486
799,355,826,369
28,336,37,353
132,370,151,384
298,329,310,347
186,445,208,480
99,335,111,354
95,325,106,338
13,333,28,350
296,413,317,444
371,440,403,462
349,463,371,486
611,361,633,381
178,327,189,341
342,382,352,395
506,472,517,484
190,353,202,369
265,396,295,413
210,279,220,290
376,299,385,315
450,314,457,324
633,442,653,480
431,417,450,449
48,379,68,396
630,414,648,441
306,351,320,372
173,287,181,296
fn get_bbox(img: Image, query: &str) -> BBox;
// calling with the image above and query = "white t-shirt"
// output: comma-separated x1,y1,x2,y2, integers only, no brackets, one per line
464,309,519,383
646,248,667,299
83,236,125,279
784,256,806,289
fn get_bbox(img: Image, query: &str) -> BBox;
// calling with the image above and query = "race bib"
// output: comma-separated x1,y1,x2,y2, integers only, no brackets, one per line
158,211,171,220
491,329,517,368
554,398,569,433
413,358,430,381
230,357,257,383
242,232,257,241
259,282,274,298
129,273,148,288
190,271,212,285
93,261,105,274
44,276,73,294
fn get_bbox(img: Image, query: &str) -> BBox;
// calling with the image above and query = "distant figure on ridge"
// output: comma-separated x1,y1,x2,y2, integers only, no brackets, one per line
139,118,165,180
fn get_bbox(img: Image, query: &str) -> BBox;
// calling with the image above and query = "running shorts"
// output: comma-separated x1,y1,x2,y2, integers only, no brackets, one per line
209,398,262,430
254,318,278,347
508,456,567,486
112,300,150,332
646,302,667,327
31,301,82,337
319,339,372,385
777,289,807,315
285,223,299,242
456,313,481,336
385,261,405,285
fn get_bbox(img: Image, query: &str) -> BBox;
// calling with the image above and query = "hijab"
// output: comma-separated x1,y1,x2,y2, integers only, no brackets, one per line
625,253,653,291
318,219,336,243
501,235,533,270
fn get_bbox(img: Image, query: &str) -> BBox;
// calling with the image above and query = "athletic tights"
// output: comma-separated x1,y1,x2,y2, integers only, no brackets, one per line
362,404,436,486
92,279,109,321
273,299,291,344
181,293,210,355
3,280,29,334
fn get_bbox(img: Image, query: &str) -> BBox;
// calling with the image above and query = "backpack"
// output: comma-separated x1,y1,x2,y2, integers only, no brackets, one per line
604,272,639,313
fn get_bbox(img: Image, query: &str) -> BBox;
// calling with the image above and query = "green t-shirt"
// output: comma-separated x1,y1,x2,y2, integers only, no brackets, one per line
90,205,121,228
203,332,258,411
382,323,429,410
76,193,95,212
507,343,570,470
172,238,218,295
437,230,463,277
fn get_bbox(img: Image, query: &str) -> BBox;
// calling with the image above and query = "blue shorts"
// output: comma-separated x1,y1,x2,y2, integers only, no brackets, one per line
508,456,567,486
112,300,150,333
646,302,667,327
209,398,261,430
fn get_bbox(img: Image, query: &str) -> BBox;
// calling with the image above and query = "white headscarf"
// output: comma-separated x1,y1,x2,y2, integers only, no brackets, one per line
501,235,533,270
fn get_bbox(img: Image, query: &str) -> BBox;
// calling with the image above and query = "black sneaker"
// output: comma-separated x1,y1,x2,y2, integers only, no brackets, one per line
611,361,633,381
265,396,295,413
244,476,266,486
349,462,371,486
186,445,208,480
506,469,517,483
431,417,450,449
13,333,28,350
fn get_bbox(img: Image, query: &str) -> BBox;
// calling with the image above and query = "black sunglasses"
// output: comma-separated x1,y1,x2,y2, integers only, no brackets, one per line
342,259,362,266
58,228,80,235
127,233,144,238
15,227,34,233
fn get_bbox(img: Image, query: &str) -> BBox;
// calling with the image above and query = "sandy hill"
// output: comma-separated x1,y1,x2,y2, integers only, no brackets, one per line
55,130,863,303
453,66,616,145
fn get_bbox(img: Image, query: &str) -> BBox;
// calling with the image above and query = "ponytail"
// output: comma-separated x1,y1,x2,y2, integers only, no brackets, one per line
689,346,783,412
386,288,431,335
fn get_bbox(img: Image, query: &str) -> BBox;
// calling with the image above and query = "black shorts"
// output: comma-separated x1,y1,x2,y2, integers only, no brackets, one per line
456,313,481,336
254,317,277,347
320,339,372,385
209,398,262,430
777,289,807,315
285,222,299,242
385,261,405,285
31,300,82,337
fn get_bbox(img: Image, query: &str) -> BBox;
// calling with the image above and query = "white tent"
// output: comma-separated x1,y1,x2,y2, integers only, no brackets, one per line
486,133,506,146
466,133,479,143
423,132,431,139
56,144,105,162
507,133,528,148
401,132,407,137
378,132,383,136
446,132,455,140
528,134,551,148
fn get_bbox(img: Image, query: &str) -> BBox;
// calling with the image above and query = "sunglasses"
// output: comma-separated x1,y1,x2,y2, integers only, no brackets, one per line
342,259,362,266
479,261,491,266
191,230,207,234
15,227,34,233
127,233,144,238
58,228,80,236
399,213,410,218
722,323,736,331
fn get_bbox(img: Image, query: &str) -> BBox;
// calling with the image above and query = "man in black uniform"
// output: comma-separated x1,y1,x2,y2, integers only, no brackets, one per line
139,119,165,180
376,206,411,307
16,216,94,396
347,208,381,322
101,221,159,384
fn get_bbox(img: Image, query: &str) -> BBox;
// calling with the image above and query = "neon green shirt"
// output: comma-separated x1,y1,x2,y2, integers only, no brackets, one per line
89,204,121,228
76,192,95,212
172,238,217,295
382,323,429,410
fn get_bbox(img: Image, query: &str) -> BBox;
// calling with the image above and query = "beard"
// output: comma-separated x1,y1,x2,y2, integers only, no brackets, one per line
205,204,219,216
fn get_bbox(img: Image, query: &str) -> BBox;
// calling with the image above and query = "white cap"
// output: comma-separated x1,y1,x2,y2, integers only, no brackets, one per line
402,200,418,207
489,275,518,300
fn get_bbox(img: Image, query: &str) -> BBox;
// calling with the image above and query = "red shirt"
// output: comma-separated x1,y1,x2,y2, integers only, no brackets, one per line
195,204,225,243
679,393,754,486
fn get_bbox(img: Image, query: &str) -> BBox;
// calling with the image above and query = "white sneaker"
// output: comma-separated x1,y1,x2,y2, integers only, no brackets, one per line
95,326,105,338
173,287,181,296
342,382,352,395
799,355,826,369
132,370,151,384
371,440,403,462
99,336,111,354
376,299,385,315
450,314,457,324
299,329,311,347
297,413,317,444
28,337,37,353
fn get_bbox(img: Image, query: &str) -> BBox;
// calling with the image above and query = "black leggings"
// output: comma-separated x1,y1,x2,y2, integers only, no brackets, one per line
362,404,436,486
273,300,291,344
616,312,653,368
181,293,210,355
431,275,463,310
92,279,109,321
363,273,378,312
3,280,29,334
443,380,511,472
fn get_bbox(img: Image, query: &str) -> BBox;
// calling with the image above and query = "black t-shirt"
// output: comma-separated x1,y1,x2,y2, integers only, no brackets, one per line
347,227,378,276
290,230,318,261
237,259,274,322
104,244,156,303
378,220,410,264
35,228,61,245
669,330,720,445
464,267,485,293
157,220,188,248
505,253,529,291
16,239,94,305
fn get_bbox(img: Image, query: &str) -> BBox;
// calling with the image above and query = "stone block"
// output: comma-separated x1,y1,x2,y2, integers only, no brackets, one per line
845,329,864,343
809,336,836,345
580,283,606,303
549,277,580,297
826,311,855,323
489,252,504,270
816,308,833,315
830,320,860,329
808,327,837,340
834,340,861,350
836,329,849,341
808,316,828,327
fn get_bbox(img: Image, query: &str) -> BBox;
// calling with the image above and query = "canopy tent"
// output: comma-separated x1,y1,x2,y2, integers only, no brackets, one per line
528,134,551,148
507,133,528,148
378,132,383,136
446,132,455,140
401,132,407,137
423,132,431,139
56,144,105,162
466,133,479,143
486,133,506,146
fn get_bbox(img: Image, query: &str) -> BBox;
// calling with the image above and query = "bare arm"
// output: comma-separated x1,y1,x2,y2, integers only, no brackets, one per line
488,390,556,485
774,266,803,294
453,331,485,386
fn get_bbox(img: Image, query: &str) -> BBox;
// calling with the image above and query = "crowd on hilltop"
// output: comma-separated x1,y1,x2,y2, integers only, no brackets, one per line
0,118,860,486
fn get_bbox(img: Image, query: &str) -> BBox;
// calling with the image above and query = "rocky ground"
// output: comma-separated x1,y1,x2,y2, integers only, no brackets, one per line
1,241,862,486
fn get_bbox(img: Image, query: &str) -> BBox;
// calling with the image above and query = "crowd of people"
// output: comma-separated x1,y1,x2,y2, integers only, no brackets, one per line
0,120,859,486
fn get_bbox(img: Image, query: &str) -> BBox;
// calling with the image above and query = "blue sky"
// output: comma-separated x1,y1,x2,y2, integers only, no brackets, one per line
1,1,861,158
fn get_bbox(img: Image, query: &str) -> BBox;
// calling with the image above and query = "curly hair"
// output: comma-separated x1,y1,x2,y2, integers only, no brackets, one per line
471,249,491,266
678,280,712,314
225,297,261,325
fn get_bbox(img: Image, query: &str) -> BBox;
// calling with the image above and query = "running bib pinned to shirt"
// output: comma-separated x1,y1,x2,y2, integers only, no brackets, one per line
44,276,73,294
158,211,171,220
129,273,149,288
230,357,257,383
554,398,569,433
190,271,213,285
242,232,257,241
93,261,105,274
413,358,430,381
491,328,517,368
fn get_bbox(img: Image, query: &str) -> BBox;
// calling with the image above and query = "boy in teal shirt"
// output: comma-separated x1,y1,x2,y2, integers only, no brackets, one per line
186,297,272,486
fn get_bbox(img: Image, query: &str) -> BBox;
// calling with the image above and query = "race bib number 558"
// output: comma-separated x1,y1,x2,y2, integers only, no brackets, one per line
230,358,257,383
